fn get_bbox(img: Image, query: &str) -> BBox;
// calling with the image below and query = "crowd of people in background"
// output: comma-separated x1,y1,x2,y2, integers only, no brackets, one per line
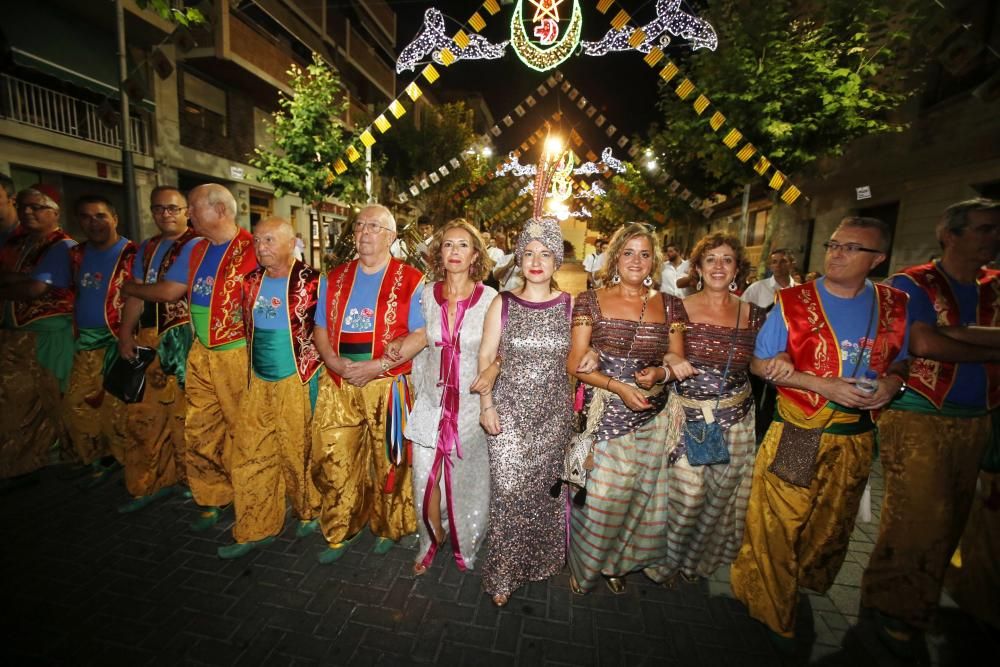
1,172,998,656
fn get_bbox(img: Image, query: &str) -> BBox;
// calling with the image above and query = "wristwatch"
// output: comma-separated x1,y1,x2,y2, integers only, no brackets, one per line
888,373,907,398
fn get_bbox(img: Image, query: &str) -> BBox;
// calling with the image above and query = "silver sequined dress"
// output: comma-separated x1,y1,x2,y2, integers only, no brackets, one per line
480,291,573,599
407,282,496,570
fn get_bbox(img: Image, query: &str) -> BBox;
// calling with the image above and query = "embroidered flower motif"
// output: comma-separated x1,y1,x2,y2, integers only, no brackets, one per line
527,221,544,237
254,295,279,319
271,296,282,307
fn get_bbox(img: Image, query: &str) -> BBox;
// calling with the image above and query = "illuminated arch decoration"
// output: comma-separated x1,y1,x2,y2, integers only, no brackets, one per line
396,1,715,74
510,0,583,72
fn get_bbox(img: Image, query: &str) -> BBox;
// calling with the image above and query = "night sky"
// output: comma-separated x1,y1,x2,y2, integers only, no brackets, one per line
390,0,671,157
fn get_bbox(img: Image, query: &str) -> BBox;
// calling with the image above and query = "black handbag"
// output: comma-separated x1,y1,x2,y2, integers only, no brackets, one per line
103,346,157,404
681,304,740,467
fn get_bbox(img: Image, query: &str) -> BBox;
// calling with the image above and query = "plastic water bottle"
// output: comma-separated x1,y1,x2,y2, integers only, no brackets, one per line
856,369,879,395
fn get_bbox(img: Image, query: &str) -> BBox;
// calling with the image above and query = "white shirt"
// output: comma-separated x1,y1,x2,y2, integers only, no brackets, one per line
390,238,408,260
495,253,521,291
487,246,505,264
660,259,691,298
293,237,305,261
741,275,798,309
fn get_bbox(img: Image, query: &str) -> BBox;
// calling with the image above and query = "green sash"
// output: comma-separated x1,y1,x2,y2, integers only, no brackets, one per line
190,304,245,351
252,328,296,382
890,388,989,418
23,315,74,392
158,325,193,389
76,326,119,377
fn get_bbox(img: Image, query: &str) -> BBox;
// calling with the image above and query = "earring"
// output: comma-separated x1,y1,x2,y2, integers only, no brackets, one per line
611,272,621,285
643,275,653,287
729,280,738,292
696,277,703,291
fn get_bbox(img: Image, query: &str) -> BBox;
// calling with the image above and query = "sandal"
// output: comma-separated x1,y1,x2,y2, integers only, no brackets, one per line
604,576,626,595
413,561,429,576
569,575,586,596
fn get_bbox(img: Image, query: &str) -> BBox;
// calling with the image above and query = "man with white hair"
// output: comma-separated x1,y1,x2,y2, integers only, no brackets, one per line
0,184,76,479
312,204,425,563
123,183,257,530
216,217,323,558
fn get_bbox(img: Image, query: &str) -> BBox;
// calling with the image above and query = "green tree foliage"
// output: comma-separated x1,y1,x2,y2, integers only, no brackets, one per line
251,53,364,207
649,0,917,195
374,102,482,221
134,0,205,26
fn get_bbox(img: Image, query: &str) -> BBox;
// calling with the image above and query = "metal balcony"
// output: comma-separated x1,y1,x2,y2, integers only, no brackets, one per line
1,74,151,155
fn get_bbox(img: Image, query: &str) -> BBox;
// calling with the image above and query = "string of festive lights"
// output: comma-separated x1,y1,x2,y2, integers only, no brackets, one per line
396,8,508,74
510,0,583,72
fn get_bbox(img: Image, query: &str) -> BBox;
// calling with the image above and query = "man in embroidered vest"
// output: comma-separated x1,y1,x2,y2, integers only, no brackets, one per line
122,184,256,531
860,198,1000,655
216,217,323,559
64,195,136,486
312,204,425,564
114,186,198,513
0,185,76,480
731,216,910,651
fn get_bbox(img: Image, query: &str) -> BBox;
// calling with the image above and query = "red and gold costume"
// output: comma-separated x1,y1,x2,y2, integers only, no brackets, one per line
0,228,76,477
63,240,136,466
122,228,199,499
229,262,323,543
181,229,256,509
312,258,422,546
862,262,999,630
731,280,908,637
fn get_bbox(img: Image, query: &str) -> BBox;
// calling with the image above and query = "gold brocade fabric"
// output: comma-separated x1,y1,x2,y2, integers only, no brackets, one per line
730,399,873,637
945,471,1000,630
123,327,186,496
63,348,128,465
861,409,990,629
232,373,320,543
184,340,247,507
311,374,416,544
0,330,65,477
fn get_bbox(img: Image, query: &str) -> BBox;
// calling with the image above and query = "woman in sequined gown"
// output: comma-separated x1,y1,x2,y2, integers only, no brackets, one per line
566,223,695,595
643,233,766,584
476,219,573,607
402,220,497,576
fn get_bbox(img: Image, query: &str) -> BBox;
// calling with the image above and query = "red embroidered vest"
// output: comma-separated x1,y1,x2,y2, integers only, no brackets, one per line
70,240,137,337
241,261,322,384
894,262,1000,409
186,228,257,347
324,257,424,386
777,281,908,417
2,228,76,327
140,227,198,335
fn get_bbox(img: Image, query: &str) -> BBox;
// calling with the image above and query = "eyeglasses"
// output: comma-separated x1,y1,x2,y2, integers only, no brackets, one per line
822,241,882,255
19,203,54,212
151,205,187,216
352,221,392,235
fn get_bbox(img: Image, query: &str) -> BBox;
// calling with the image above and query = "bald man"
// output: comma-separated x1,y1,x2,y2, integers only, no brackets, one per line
312,204,425,563
123,183,257,530
216,218,323,558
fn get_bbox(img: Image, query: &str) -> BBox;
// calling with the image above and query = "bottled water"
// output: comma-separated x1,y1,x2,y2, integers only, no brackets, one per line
856,369,879,395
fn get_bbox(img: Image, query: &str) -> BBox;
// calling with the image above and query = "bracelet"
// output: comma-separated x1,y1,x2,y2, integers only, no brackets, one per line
605,376,615,390
656,365,670,385
481,405,496,414
379,357,391,372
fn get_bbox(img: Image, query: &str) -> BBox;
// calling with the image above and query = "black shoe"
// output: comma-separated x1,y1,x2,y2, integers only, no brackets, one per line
873,609,917,659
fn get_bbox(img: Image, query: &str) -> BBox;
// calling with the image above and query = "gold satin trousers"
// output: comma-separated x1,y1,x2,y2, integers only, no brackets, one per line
0,330,64,477
64,348,128,465
122,327,187,497
231,372,320,543
731,419,873,637
311,374,415,544
184,340,246,508
861,409,990,629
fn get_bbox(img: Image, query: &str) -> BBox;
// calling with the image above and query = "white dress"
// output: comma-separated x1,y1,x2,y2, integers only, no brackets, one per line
406,281,496,570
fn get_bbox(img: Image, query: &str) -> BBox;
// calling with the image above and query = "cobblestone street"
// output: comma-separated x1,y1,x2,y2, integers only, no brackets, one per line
2,459,995,666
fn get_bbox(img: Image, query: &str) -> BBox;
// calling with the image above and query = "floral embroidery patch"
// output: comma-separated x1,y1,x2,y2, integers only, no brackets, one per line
253,295,282,320
344,306,375,330
80,271,103,289
840,337,873,367
193,275,214,298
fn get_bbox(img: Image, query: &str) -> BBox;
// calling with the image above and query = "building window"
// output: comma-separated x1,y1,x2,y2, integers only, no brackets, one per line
746,209,768,247
182,72,227,137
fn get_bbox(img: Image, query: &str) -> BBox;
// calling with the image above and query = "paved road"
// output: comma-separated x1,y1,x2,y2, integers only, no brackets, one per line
2,459,993,666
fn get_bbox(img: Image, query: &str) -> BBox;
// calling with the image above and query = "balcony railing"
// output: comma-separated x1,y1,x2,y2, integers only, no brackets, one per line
1,75,150,155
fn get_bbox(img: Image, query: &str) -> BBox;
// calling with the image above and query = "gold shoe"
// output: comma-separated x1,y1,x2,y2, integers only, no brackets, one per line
492,594,509,607
569,575,586,596
605,576,626,594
